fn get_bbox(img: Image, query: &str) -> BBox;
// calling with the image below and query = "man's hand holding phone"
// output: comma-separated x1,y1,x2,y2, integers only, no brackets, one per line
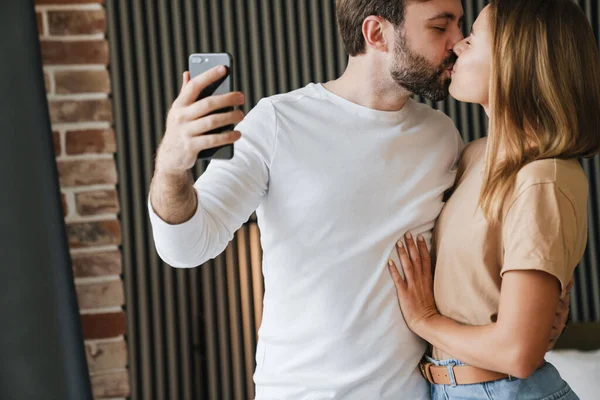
155,65,245,176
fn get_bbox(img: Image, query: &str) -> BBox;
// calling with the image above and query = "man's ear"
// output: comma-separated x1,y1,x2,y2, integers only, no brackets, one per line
362,16,391,53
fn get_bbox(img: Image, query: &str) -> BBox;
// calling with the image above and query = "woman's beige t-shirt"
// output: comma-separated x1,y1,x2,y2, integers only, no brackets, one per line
431,138,588,360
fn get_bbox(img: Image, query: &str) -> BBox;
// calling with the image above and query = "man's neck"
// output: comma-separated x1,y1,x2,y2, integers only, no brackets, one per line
323,56,412,112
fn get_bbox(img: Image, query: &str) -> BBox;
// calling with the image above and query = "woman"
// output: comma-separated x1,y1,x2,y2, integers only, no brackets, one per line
387,0,600,399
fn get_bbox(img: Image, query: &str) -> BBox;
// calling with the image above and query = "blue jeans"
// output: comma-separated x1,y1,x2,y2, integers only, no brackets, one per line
427,356,579,400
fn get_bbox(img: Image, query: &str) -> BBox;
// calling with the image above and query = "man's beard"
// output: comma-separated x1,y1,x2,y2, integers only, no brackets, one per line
390,33,457,102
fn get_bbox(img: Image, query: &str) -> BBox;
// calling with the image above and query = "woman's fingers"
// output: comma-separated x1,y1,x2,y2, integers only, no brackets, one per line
416,235,432,278
404,232,422,276
395,240,414,285
387,260,406,292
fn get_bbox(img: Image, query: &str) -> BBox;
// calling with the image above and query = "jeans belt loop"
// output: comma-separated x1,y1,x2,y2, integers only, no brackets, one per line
448,362,458,387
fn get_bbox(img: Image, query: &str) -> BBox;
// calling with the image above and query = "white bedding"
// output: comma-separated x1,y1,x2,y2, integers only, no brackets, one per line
546,349,600,400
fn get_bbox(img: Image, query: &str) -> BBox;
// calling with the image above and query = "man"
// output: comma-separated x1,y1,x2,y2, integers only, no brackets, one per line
148,0,568,398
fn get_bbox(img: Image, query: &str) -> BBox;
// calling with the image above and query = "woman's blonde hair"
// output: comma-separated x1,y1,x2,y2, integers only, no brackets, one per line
480,0,600,222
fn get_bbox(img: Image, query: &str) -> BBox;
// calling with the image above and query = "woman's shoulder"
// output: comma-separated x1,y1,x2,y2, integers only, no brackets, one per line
512,158,588,213
514,158,587,193
457,137,487,176
462,137,487,159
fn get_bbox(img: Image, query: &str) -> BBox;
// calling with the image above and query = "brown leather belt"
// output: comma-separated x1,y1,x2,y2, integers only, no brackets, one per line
419,360,509,385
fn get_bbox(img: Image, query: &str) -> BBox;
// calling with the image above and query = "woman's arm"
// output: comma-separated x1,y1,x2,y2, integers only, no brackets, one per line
388,234,561,379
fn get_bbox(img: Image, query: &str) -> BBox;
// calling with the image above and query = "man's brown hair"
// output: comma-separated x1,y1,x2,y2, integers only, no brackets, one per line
336,0,423,56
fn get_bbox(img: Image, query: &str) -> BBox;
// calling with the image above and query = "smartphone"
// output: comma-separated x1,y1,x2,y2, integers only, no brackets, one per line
188,52,234,160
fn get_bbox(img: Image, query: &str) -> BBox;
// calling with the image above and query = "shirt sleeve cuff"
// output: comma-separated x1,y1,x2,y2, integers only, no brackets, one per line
501,257,569,298
147,190,204,248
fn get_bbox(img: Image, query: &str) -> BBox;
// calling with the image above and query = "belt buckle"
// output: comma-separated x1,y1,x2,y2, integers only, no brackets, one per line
419,362,435,384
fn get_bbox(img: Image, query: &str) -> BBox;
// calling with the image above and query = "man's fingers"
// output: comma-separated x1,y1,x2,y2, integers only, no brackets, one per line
566,278,574,293
185,110,245,137
555,294,570,331
191,130,242,152
180,71,190,92
557,297,570,312
549,324,564,341
553,321,567,333
185,91,245,120
175,65,228,107
554,310,569,328
387,260,407,292
548,323,563,350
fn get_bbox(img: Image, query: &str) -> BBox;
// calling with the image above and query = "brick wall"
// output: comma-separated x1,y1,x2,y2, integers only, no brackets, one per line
35,0,130,398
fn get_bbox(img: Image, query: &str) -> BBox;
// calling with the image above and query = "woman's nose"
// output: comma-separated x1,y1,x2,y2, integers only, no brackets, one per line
453,38,467,56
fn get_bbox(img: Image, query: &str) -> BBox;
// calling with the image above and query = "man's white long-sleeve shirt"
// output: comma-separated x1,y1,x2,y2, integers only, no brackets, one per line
149,83,463,399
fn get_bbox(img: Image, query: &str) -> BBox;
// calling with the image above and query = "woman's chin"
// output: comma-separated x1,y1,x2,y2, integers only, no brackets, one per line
449,80,475,103
449,78,488,106
448,81,463,101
